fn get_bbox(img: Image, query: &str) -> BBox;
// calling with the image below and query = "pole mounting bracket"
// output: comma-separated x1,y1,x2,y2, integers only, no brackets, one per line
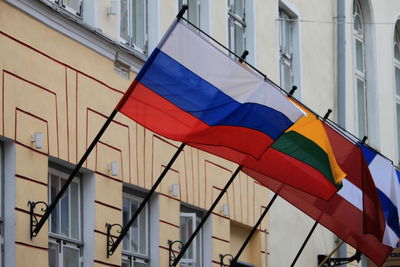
28,200,49,239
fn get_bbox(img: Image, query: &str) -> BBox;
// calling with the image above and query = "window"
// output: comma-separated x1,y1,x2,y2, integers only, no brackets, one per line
180,211,202,267
179,0,200,27
122,193,149,266
279,10,293,92
395,23,400,163
48,168,83,267
120,0,148,54
353,0,367,138
228,0,246,56
46,0,82,16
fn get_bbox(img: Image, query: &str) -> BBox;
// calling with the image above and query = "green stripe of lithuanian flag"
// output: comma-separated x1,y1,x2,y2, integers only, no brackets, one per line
271,106,345,190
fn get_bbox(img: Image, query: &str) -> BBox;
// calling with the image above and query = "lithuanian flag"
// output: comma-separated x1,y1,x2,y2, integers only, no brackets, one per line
271,107,345,189
241,104,345,200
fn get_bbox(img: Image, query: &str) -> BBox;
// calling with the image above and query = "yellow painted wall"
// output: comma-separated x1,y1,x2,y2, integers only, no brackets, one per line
0,1,270,266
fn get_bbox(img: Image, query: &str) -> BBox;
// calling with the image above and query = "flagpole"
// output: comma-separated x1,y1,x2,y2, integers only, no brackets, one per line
318,240,344,267
171,165,243,266
29,108,119,238
107,143,186,256
230,193,279,266
290,221,319,267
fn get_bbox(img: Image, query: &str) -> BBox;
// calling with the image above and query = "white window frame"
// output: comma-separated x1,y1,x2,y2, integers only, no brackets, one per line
122,193,149,263
45,0,82,17
353,0,368,138
179,0,201,27
119,0,148,55
49,238,83,267
279,9,293,92
122,254,148,267
228,0,246,57
180,212,203,267
48,167,83,267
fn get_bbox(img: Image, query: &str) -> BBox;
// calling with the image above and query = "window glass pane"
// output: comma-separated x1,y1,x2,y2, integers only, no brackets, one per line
122,259,130,267
357,78,367,137
395,43,400,61
396,67,400,96
187,0,199,26
132,0,146,51
120,0,129,42
281,61,292,92
131,200,139,253
356,39,364,72
134,262,147,267
234,23,244,56
50,175,60,234
62,0,81,12
70,182,79,240
396,103,400,162
354,14,363,35
60,185,70,237
180,215,194,260
49,243,59,267
123,198,130,251
233,0,244,17
284,20,291,54
63,246,80,267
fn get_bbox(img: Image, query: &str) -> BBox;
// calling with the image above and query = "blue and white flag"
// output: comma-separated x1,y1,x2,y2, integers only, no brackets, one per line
361,145,400,247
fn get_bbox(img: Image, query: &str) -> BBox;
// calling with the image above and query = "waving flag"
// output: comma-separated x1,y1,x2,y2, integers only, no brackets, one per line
115,18,349,200
360,145,400,247
252,122,392,266
117,20,304,161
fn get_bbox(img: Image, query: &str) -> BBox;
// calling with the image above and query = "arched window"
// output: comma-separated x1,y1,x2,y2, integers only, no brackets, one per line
394,23,400,162
353,0,367,138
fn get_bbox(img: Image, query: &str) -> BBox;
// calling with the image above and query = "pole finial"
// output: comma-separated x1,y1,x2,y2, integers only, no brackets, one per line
238,50,249,63
323,109,332,120
361,136,368,144
288,85,297,97
177,5,188,19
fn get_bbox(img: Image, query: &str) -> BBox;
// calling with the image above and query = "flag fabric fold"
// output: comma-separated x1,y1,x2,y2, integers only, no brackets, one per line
360,145,400,248
250,122,392,266
116,19,344,200
118,20,304,161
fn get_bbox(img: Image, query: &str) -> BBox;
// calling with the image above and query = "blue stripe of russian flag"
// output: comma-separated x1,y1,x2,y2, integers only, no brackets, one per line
138,49,294,140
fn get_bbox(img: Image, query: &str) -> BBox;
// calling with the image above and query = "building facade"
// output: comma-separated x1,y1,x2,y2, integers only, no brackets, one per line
1,0,400,266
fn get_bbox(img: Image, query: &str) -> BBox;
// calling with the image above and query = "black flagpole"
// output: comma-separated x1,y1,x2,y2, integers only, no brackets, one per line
29,108,119,238
107,143,186,256
290,221,319,267
171,165,243,266
230,193,279,266
28,4,189,240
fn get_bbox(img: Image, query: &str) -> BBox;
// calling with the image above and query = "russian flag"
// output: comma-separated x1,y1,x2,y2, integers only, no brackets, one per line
117,20,304,161
360,145,400,248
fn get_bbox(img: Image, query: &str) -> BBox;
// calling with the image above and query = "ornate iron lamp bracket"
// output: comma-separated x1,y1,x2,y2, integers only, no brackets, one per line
168,240,184,267
318,250,362,266
28,201,48,239
106,223,123,257
219,253,234,266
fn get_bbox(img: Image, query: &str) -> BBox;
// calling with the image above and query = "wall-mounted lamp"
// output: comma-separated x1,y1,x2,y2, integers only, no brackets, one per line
220,204,229,217
108,161,119,176
169,184,179,197
107,1,117,15
31,132,43,149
